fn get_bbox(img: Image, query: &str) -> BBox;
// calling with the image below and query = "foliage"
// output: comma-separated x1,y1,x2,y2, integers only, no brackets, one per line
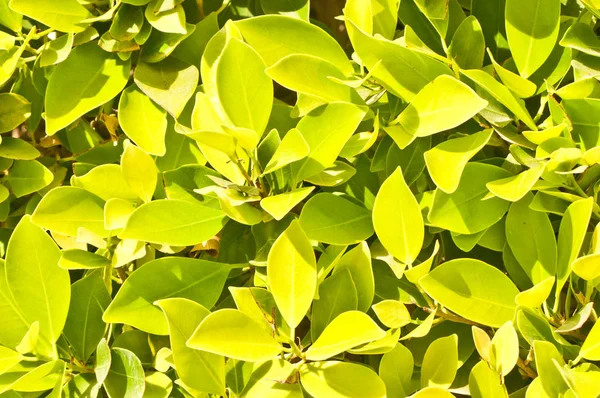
0,0,600,396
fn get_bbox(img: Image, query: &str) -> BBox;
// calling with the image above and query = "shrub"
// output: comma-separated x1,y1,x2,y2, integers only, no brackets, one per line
0,0,599,396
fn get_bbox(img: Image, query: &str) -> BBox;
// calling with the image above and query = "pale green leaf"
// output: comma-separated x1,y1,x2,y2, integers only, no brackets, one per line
300,361,386,398
515,277,555,308
45,42,130,134
262,128,309,175
0,93,30,133
103,257,230,334
306,311,386,361
118,85,167,156
6,159,53,197
505,0,561,77
424,129,492,193
379,343,414,397
300,193,373,245
121,141,158,203
118,199,227,246
461,69,537,130
8,0,90,32
187,309,281,362
491,321,518,376
144,3,186,34
394,75,487,137
372,300,411,329
104,348,145,398
421,334,458,389
506,194,557,284
134,57,199,118
266,54,362,104
156,298,225,395
267,220,316,329
234,15,353,75
260,187,314,221
290,102,366,184
333,242,374,312
217,38,273,135
63,272,110,362
420,258,519,327
373,167,424,265
428,162,511,234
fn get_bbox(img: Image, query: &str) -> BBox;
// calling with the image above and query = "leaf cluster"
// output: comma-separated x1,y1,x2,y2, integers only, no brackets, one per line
0,0,600,397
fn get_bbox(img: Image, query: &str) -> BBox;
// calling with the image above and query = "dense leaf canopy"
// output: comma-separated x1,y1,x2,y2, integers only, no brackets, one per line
0,0,599,396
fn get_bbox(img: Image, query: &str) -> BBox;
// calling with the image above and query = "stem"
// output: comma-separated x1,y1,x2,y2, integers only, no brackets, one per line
516,357,537,379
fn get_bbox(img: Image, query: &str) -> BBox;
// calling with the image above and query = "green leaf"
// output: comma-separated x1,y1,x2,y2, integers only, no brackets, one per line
448,16,485,69
428,162,511,234
0,346,21,374
579,313,600,361
491,321,519,376
144,3,186,34
63,272,110,362
556,197,593,296
72,164,137,202
333,242,374,312
39,33,73,67
0,137,39,160
260,187,314,221
562,99,600,150
261,128,309,175
121,141,158,203
266,54,362,104
45,42,130,134
118,85,167,156
505,194,557,284
6,159,53,197
486,164,545,202
515,277,555,308
421,334,458,389
0,93,30,133
560,22,600,57
95,338,111,386
306,311,386,361
373,167,424,265
345,20,452,101
234,15,353,75
379,343,414,397
267,219,316,329
134,57,199,118
372,300,411,329
155,298,225,395
393,75,487,137
187,309,281,362
487,49,537,98
505,0,561,77
1,215,69,358
216,38,273,135
241,359,303,398
344,0,398,39
300,193,374,245
290,102,367,184
420,258,519,327
8,0,90,32
469,360,508,398
110,4,144,41
144,372,172,398
461,69,537,130
103,257,230,334
104,348,145,398
424,129,492,193
300,361,386,398
533,341,569,397
118,199,227,246
311,269,358,341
